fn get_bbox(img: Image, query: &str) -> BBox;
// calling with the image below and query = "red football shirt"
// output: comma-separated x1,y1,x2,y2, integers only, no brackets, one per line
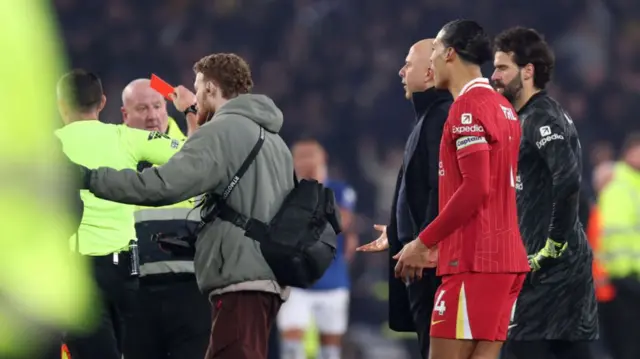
433,78,529,275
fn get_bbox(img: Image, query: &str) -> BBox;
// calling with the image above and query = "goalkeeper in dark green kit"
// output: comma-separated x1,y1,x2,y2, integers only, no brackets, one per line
490,27,598,359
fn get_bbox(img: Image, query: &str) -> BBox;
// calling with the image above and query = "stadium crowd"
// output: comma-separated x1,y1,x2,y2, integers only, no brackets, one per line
56,0,640,210
53,0,640,358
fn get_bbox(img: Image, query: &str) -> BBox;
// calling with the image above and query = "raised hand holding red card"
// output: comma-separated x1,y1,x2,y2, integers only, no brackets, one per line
171,85,197,113
150,74,175,100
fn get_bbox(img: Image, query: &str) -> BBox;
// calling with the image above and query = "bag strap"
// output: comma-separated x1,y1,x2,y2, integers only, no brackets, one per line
219,126,265,201
218,165,298,242
198,127,264,226
217,207,270,242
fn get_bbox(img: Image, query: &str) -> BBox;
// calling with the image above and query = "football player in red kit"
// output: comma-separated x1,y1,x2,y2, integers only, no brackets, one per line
394,20,530,359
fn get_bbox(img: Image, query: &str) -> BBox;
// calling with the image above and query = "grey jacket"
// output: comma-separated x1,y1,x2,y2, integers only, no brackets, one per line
88,94,294,298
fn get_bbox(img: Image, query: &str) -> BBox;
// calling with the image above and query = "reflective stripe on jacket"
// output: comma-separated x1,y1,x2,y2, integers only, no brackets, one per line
134,119,199,276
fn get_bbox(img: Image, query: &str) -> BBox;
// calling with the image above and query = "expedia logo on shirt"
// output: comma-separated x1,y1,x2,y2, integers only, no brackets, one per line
452,124,484,134
535,133,564,149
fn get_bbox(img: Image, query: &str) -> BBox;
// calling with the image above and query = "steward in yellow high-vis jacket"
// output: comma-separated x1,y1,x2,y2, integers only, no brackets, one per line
598,133,640,359
119,79,210,359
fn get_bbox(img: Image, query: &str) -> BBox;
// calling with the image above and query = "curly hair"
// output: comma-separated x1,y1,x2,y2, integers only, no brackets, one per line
494,27,555,90
193,53,253,98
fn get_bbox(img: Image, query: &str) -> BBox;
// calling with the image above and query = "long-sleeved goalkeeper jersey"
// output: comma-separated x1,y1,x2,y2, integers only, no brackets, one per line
510,90,598,341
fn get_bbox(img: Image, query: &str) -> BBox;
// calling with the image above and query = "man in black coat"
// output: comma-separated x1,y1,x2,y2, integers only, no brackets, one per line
357,39,452,359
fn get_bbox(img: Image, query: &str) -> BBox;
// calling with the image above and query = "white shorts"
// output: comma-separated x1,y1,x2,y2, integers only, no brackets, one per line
277,287,350,335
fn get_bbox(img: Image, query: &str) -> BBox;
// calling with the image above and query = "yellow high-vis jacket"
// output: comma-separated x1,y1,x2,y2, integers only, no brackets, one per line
599,162,640,279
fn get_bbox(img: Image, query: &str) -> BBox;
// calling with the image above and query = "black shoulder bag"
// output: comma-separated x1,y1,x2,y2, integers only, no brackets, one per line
200,126,342,288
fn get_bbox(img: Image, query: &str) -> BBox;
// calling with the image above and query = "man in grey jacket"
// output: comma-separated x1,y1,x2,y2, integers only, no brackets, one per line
76,53,293,359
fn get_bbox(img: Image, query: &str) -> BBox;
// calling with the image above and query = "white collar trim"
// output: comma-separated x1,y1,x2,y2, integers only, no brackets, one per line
459,77,493,96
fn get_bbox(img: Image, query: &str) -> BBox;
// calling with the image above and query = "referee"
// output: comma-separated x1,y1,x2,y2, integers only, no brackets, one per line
491,27,598,359
55,70,184,359
120,79,211,359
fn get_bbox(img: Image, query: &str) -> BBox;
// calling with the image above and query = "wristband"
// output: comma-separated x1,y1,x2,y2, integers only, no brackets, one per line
183,104,197,116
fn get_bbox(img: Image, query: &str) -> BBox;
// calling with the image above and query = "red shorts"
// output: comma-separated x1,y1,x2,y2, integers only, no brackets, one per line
430,272,525,341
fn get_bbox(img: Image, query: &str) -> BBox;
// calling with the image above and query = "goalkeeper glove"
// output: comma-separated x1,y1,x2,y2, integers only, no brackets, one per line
528,238,567,271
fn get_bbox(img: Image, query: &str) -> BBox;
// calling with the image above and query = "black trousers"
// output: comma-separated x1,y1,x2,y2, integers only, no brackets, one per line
406,269,440,359
502,340,595,359
123,275,211,359
599,278,640,359
64,254,138,359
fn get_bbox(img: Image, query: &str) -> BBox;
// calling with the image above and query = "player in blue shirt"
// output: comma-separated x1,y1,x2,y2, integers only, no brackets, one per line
278,139,358,359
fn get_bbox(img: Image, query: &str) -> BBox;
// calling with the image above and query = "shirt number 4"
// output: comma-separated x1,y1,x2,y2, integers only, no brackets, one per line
433,290,447,315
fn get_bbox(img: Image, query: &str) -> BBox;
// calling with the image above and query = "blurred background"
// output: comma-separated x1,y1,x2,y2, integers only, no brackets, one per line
52,0,639,358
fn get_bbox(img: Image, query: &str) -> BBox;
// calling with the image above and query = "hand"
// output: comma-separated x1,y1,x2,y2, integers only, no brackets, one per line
425,246,438,267
170,85,197,112
356,224,389,252
528,238,567,272
393,239,437,282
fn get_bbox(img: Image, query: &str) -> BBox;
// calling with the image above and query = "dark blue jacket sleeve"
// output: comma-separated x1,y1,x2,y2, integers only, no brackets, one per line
420,106,448,229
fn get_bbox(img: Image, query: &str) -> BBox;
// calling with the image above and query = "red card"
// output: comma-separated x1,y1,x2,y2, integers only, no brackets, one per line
150,74,175,100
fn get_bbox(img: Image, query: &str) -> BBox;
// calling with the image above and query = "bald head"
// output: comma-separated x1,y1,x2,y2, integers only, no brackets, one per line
121,78,169,132
122,79,151,104
411,39,434,60
399,38,435,99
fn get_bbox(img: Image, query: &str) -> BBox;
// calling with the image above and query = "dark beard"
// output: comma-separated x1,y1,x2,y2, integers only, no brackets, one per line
497,75,523,104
